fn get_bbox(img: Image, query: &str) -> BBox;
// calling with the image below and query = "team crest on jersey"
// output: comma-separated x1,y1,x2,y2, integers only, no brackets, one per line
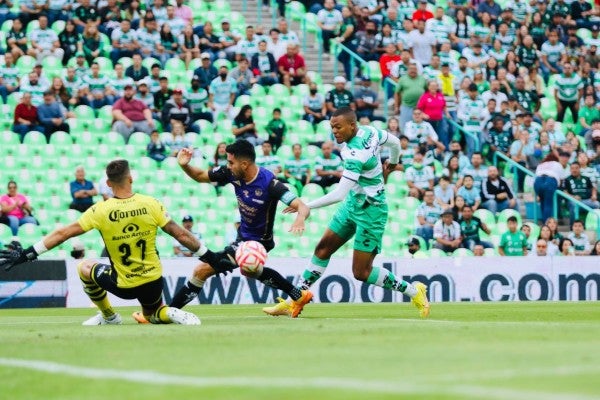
243,190,250,198
255,189,263,197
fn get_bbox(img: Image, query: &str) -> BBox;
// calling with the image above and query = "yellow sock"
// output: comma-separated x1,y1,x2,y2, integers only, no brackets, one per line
147,305,171,324
78,263,115,318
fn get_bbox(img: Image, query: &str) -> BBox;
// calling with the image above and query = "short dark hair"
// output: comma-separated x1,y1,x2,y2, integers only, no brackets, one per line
463,174,474,181
332,106,356,123
507,216,518,223
273,107,281,113
106,159,130,184
572,219,585,228
226,140,256,163
159,77,168,82
151,63,161,69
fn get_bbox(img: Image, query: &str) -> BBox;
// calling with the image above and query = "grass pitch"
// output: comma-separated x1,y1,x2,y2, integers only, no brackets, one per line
1,302,599,400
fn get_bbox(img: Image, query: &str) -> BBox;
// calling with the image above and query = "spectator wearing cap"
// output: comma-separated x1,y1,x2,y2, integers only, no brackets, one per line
406,237,421,255
481,165,517,214
251,40,278,86
69,166,97,213
326,76,355,117
316,0,342,55
112,84,155,140
162,89,197,133
193,52,218,91
277,43,306,89
12,93,43,142
208,65,237,122
37,89,69,140
178,24,201,68
354,76,382,122
432,210,462,253
229,58,256,99
173,215,202,257
187,76,213,123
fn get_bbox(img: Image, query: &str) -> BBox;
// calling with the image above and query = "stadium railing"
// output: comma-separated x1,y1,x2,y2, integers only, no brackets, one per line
332,43,367,91
554,191,600,236
242,0,279,27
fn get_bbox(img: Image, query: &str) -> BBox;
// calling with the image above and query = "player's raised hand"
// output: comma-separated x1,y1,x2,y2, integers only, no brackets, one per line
177,147,194,166
0,242,38,271
289,219,305,235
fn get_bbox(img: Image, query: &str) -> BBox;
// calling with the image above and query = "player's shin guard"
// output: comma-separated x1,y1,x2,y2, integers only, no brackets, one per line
169,276,205,309
78,274,115,318
257,267,302,301
298,255,329,290
366,267,418,298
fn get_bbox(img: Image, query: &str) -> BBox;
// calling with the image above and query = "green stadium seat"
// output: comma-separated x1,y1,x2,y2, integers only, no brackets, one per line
1,20,12,33
250,84,266,97
585,210,600,232
413,250,429,259
142,56,160,71
429,248,447,258
268,84,290,101
235,95,251,107
16,55,36,74
300,183,324,199
496,208,522,228
51,20,65,34
117,56,133,69
23,130,46,146
286,1,306,21
42,56,62,75
1,130,20,145
128,131,150,146
292,83,310,97
473,208,495,227
49,131,73,146
452,248,474,257
17,223,43,242
386,171,406,185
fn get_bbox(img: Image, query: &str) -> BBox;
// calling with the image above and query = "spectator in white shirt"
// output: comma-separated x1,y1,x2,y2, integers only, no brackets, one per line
433,210,462,253
533,153,563,223
408,20,436,67
528,239,550,257
29,15,64,62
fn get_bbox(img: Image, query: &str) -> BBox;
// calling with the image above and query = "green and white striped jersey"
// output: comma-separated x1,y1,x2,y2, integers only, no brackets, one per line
341,125,393,204
284,157,311,180
457,96,486,132
315,153,343,173
0,64,19,87
555,73,583,101
82,74,110,93
541,41,565,65
256,154,282,174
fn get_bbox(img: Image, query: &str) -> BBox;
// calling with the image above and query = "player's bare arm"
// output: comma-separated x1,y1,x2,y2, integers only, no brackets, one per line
177,147,211,183
161,220,201,254
288,198,310,235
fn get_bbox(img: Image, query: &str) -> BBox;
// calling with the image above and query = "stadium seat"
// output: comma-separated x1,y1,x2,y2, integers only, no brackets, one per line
42,56,62,75
585,210,600,232
128,131,150,146
16,55,36,74
429,248,447,258
250,84,266,97
496,208,522,229
473,208,495,227
452,248,473,257
268,84,289,101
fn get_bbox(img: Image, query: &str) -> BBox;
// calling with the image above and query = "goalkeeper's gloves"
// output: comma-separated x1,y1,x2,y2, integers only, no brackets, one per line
0,242,39,271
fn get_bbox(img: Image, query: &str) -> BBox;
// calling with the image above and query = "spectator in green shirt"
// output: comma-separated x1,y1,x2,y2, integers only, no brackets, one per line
499,216,528,256
265,108,287,152
577,94,600,135
394,63,427,133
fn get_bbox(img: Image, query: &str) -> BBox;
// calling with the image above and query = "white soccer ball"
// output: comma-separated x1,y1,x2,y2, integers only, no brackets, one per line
235,240,267,275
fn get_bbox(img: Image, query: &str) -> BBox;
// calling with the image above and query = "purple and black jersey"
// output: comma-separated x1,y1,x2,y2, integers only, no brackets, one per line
208,166,297,250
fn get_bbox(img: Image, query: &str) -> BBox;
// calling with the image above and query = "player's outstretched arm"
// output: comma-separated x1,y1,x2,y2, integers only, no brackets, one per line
177,147,212,183
0,222,85,271
161,220,202,254
380,132,401,171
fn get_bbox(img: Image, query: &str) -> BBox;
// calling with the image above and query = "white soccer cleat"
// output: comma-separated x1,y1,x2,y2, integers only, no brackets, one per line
166,307,201,325
82,312,122,326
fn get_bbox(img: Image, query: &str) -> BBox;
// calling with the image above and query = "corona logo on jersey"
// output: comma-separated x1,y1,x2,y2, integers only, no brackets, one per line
235,241,267,275
108,208,149,222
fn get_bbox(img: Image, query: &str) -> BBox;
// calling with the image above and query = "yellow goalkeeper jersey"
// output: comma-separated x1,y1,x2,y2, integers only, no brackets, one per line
78,194,170,288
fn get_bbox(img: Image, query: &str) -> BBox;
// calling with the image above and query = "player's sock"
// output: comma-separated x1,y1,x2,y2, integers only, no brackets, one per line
366,267,418,298
147,305,171,324
80,277,115,318
298,255,329,290
169,276,205,309
258,267,302,301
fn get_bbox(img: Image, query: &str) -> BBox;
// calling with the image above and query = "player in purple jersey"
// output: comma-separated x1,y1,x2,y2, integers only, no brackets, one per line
133,140,312,323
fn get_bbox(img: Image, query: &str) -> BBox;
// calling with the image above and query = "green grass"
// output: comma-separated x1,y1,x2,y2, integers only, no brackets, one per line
1,302,600,400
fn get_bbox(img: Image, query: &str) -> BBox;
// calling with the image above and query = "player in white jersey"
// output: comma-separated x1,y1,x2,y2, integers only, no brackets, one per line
263,107,430,318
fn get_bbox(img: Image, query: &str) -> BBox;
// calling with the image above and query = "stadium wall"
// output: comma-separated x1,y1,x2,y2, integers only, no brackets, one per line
59,257,599,307
2,258,598,308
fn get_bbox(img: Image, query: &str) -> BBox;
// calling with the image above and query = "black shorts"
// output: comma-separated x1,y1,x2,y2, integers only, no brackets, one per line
90,263,164,311
210,238,274,274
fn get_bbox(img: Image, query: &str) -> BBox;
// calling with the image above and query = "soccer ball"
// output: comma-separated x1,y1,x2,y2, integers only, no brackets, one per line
235,241,267,275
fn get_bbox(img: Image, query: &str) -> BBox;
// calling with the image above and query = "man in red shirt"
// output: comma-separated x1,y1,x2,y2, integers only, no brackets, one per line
277,43,306,89
412,0,434,21
111,85,155,141
12,92,44,142
380,43,402,99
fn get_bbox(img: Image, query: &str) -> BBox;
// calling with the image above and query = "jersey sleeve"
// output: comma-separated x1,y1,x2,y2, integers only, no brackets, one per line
77,204,100,232
207,166,233,184
268,178,297,206
150,198,171,228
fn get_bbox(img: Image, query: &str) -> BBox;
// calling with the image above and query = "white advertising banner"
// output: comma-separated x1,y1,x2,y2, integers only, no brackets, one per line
65,257,600,308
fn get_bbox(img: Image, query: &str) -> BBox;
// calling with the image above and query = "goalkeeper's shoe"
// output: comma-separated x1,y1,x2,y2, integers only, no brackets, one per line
132,311,149,324
411,282,430,318
166,307,201,325
262,297,291,317
290,290,313,318
82,312,122,326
